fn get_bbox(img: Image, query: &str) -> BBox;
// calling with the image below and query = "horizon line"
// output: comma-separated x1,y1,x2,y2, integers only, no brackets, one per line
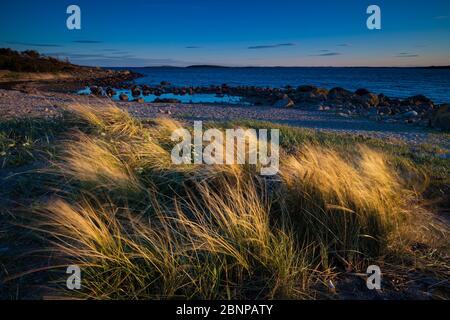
99,64,450,69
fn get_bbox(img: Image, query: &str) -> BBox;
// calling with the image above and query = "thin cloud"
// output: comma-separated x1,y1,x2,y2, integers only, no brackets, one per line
395,53,419,58
310,52,341,56
337,43,351,47
186,46,201,49
248,43,295,49
434,14,450,20
44,52,195,67
45,52,107,59
72,40,103,44
6,41,62,47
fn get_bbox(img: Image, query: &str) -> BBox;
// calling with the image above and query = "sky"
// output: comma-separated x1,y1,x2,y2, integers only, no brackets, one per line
0,0,450,67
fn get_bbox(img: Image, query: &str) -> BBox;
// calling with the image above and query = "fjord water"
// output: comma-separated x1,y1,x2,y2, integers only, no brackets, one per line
124,67,450,103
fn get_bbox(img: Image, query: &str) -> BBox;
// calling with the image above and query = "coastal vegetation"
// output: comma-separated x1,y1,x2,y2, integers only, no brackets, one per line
0,103,448,299
0,48,77,73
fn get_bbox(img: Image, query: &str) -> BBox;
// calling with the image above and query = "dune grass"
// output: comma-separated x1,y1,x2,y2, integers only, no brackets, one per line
1,103,449,299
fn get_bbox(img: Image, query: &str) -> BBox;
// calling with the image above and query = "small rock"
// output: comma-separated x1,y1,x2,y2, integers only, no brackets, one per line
431,104,450,131
401,110,419,119
119,93,129,101
90,86,103,96
273,95,295,108
355,88,370,96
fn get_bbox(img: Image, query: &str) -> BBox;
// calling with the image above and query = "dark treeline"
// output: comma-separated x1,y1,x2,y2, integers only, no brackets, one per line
0,48,78,72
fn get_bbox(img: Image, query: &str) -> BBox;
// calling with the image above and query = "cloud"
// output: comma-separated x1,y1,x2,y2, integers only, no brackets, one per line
248,43,295,49
72,40,103,44
395,52,419,58
45,52,105,59
309,52,341,56
45,52,136,60
5,41,62,47
337,43,351,47
44,52,196,67
434,15,450,20
186,46,201,49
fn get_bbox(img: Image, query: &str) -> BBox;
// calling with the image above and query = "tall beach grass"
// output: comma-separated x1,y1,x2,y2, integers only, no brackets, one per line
25,103,434,299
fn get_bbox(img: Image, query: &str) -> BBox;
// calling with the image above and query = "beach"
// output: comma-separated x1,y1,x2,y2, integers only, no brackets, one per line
1,87,448,149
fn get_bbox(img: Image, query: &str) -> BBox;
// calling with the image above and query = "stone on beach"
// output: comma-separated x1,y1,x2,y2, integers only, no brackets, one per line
273,94,295,108
131,86,141,97
400,111,419,119
119,93,129,101
431,104,450,131
90,86,103,96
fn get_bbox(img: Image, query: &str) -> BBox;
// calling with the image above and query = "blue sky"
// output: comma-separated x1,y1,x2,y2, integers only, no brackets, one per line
1,0,449,67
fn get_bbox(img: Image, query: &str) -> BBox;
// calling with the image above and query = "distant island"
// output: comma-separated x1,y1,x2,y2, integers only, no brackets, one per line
186,65,231,68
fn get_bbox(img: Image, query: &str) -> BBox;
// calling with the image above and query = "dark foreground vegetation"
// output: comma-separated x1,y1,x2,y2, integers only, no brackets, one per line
0,104,448,299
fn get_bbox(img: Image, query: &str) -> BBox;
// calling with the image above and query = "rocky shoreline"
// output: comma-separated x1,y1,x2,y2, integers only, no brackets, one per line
0,68,449,134
0,88,449,152
0,68,142,94
85,81,450,132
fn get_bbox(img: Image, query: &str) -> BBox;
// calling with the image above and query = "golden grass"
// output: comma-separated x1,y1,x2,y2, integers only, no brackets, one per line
40,173,312,299
57,133,140,190
29,102,435,299
279,144,410,265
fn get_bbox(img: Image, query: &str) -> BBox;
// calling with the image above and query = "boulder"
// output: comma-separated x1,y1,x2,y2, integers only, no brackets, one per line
328,87,352,100
360,93,379,106
131,86,141,97
119,93,129,101
273,95,295,108
400,110,418,119
378,106,392,115
295,87,328,102
105,87,116,97
90,86,103,96
409,95,432,105
431,104,450,131
355,88,370,96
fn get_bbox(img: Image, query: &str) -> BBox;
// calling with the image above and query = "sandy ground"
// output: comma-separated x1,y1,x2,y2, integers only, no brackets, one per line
1,89,449,150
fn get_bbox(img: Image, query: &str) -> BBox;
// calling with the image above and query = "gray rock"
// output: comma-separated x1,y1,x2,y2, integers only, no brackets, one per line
119,93,129,101
401,111,419,119
273,95,295,108
431,104,450,131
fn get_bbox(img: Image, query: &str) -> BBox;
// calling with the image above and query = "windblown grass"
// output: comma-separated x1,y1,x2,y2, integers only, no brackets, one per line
279,144,408,266
2,103,448,299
